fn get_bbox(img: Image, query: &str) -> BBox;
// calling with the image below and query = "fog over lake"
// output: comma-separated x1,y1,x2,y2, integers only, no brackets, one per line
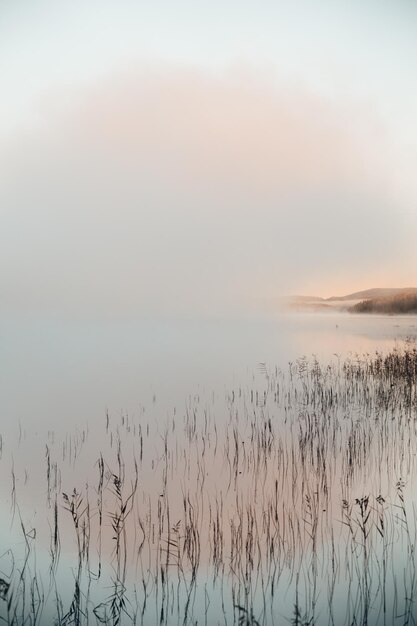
2,2,417,624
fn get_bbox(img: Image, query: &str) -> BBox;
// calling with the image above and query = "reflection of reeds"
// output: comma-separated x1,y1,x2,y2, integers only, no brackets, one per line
1,344,417,623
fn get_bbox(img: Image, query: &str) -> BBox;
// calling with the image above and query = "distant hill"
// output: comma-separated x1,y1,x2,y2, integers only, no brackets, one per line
287,301,332,312
351,292,417,315
291,295,325,303
286,287,417,314
327,288,417,302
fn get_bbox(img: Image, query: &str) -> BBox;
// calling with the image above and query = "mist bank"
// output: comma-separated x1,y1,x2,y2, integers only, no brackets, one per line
1,66,412,320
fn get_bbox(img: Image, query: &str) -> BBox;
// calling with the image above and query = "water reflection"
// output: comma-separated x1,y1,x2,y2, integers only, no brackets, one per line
1,312,415,431
0,314,417,624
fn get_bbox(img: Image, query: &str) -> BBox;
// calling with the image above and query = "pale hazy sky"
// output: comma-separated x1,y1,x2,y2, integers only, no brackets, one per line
1,0,417,316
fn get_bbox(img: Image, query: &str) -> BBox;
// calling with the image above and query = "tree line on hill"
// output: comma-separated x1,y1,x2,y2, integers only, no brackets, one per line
351,292,417,314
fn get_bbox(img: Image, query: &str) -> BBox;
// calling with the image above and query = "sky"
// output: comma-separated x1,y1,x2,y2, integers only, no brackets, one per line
1,0,417,317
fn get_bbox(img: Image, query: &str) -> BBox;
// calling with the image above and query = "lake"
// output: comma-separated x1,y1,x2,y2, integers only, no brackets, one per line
1,312,415,431
0,312,416,625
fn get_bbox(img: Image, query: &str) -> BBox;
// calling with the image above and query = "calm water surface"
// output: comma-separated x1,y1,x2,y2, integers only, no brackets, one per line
0,312,416,625
1,312,415,432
